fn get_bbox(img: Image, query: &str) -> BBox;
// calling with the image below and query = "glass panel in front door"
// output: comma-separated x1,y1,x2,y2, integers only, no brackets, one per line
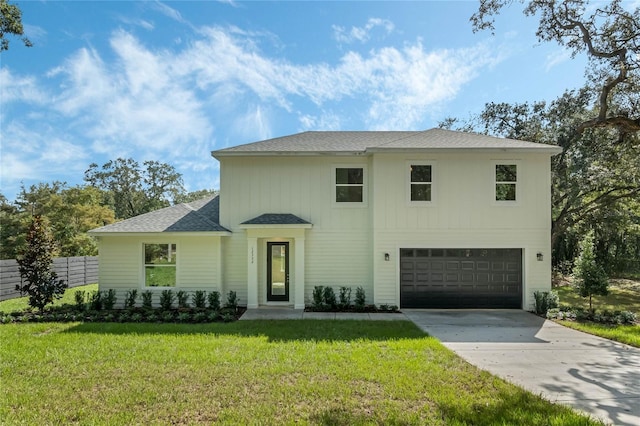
270,244,287,296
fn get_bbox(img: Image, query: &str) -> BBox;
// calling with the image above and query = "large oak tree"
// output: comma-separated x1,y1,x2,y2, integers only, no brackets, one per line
472,0,640,140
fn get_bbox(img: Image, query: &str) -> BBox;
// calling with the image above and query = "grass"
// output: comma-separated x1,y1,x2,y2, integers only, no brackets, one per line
559,321,640,347
555,280,640,313
0,320,599,425
555,279,639,348
0,283,98,313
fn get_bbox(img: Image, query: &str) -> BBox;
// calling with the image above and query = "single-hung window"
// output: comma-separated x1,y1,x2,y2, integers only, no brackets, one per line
495,164,517,201
144,243,177,287
335,167,364,202
410,164,432,202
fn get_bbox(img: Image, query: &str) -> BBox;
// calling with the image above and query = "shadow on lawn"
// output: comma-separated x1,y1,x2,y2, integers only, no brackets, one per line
63,319,431,342
309,390,599,426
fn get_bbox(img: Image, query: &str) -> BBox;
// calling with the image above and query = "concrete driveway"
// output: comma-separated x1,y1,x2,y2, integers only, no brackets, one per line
404,310,640,426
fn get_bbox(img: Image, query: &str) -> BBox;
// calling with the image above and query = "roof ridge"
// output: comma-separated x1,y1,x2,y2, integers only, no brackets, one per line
368,129,431,149
184,196,223,228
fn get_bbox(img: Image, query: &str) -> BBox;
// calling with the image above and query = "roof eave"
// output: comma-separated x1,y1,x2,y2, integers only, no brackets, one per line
366,147,564,155
212,151,368,159
89,231,232,237
238,223,313,230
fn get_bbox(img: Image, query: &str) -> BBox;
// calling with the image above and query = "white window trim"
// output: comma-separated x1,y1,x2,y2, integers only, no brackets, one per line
492,160,520,205
406,160,436,206
141,242,179,288
331,164,368,207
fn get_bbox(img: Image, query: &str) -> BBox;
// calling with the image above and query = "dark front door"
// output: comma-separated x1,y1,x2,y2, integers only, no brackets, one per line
267,242,289,302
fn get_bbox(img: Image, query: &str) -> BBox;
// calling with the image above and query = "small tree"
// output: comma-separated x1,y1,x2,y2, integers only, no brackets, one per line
573,231,608,311
16,216,67,312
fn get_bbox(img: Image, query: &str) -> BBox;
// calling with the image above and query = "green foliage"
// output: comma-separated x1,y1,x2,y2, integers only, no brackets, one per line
124,289,138,309
224,291,239,311
354,286,366,311
88,291,102,311
15,216,67,312
141,291,153,309
102,289,117,310
574,231,609,310
176,290,189,309
13,183,116,258
173,189,217,204
207,291,221,311
471,0,640,137
74,291,86,311
159,290,175,310
533,291,559,315
192,291,206,309
322,286,337,309
312,286,324,310
0,0,32,51
338,286,352,308
84,158,185,219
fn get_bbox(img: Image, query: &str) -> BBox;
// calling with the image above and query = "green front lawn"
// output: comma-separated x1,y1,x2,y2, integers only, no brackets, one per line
555,279,639,348
555,280,640,313
0,283,98,313
0,321,599,425
559,321,640,347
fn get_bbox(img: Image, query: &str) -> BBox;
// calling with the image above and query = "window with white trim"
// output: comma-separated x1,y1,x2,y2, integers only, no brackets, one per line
409,164,432,202
144,243,177,287
335,167,364,203
495,164,517,201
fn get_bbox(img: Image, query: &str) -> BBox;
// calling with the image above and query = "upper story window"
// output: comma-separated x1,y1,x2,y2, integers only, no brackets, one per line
410,164,432,202
144,243,177,287
495,164,517,201
335,167,364,203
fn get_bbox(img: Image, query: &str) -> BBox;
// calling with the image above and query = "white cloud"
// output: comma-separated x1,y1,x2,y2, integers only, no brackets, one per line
333,18,395,44
298,112,341,131
0,68,47,104
545,48,571,72
1,24,504,198
0,121,89,194
152,1,191,26
178,27,499,130
49,30,212,158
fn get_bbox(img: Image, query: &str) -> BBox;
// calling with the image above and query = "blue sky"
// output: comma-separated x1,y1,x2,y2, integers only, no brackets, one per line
1,0,590,202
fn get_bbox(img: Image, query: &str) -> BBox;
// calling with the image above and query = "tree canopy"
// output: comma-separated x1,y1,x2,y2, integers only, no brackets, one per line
0,0,31,51
472,0,640,140
84,158,186,219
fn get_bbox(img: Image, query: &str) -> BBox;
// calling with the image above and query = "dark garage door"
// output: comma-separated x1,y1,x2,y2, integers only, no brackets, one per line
400,248,522,309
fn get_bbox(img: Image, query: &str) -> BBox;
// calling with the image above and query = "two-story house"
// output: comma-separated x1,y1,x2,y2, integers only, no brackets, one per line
90,129,562,310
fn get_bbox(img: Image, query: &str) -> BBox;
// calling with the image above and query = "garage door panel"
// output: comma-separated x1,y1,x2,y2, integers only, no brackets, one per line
400,248,522,309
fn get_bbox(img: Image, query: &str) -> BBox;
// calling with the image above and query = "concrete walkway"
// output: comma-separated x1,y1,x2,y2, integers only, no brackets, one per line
403,309,640,426
239,307,408,321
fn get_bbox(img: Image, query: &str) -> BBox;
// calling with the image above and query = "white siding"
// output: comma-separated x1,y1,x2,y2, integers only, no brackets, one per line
371,153,553,309
219,156,373,304
97,235,222,307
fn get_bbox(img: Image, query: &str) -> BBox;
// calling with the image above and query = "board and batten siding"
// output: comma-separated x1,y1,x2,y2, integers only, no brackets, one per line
371,153,553,309
219,156,374,305
96,235,222,307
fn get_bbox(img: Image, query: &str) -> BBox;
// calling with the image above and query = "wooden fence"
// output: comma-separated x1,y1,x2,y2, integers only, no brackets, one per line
0,256,98,301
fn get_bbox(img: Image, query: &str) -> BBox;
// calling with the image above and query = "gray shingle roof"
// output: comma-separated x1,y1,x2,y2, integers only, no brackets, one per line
241,213,311,225
212,128,562,157
89,195,230,234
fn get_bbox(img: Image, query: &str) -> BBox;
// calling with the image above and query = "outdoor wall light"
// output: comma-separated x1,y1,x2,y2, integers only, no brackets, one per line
537,252,543,261
384,253,390,261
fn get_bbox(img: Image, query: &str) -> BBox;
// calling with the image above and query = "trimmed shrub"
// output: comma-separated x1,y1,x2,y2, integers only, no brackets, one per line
323,286,337,310
207,291,221,311
124,289,138,309
354,286,366,312
192,291,207,309
159,290,175,310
